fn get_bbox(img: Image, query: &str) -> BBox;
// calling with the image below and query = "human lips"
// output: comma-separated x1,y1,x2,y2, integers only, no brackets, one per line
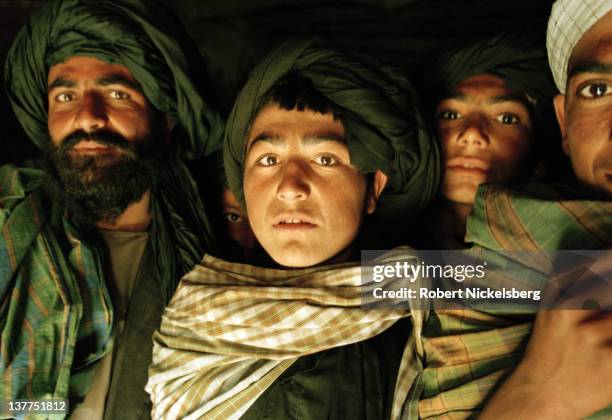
446,157,490,173
272,213,318,230
71,140,116,153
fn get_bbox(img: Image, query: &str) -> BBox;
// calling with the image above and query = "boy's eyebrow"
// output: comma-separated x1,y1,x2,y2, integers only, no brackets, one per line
568,61,612,80
440,92,531,108
487,93,531,106
247,131,346,152
303,132,346,146
247,132,284,152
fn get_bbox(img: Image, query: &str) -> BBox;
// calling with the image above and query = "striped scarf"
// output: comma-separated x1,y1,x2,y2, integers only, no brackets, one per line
146,253,414,419
398,183,612,419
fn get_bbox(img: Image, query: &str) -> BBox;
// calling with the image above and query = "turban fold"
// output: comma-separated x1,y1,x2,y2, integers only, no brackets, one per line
4,0,224,301
224,38,439,245
547,0,612,93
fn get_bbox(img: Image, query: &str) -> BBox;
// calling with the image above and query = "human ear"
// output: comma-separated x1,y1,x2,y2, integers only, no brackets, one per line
553,94,569,156
366,170,388,215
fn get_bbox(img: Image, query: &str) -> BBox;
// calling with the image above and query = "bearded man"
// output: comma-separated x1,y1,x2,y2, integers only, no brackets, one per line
0,1,222,418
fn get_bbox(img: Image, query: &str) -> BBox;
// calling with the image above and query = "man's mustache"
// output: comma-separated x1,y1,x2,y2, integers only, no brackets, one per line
58,129,133,155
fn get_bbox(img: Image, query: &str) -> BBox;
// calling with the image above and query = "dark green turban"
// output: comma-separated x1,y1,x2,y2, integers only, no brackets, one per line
224,38,439,246
424,30,559,160
4,0,224,301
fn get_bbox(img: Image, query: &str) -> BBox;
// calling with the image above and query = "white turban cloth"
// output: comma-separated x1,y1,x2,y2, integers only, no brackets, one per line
546,0,612,93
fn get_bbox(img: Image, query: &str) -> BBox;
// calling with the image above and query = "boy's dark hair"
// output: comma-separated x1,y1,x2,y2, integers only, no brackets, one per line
249,72,344,128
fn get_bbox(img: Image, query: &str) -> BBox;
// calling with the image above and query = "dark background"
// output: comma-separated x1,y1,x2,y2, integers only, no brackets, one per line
0,0,554,165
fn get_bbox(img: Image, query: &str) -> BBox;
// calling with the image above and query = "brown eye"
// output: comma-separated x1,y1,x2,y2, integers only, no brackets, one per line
225,213,243,223
55,92,75,103
497,113,518,125
256,155,279,167
578,82,610,99
109,90,130,100
439,110,460,120
313,154,338,167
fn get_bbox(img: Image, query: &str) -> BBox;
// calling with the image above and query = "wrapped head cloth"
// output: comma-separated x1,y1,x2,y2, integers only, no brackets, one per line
224,38,440,246
547,0,612,93
4,0,224,301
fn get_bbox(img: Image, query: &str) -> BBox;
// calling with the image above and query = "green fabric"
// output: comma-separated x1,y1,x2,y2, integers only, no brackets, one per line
1,0,222,414
0,162,111,417
224,38,440,244
4,0,224,301
402,183,612,419
241,318,409,420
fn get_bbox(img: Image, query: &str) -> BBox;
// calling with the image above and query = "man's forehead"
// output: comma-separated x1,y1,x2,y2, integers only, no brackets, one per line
567,12,612,81
47,56,137,85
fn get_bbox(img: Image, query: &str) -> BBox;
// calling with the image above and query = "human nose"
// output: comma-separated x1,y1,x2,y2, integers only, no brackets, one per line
276,160,310,201
74,93,108,133
458,115,489,147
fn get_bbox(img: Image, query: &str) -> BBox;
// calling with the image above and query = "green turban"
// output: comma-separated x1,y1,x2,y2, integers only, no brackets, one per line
224,38,439,246
424,30,559,162
4,0,224,301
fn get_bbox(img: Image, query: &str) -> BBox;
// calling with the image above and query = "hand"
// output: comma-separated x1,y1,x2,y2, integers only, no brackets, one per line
480,252,612,419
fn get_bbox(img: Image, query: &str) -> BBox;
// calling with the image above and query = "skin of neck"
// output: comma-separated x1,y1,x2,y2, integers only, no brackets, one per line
96,189,152,232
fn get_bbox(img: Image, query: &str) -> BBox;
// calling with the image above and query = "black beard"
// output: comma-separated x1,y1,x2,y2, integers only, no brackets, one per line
43,128,166,229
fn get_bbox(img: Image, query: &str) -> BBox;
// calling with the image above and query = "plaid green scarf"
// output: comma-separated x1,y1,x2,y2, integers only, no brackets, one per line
397,183,612,419
147,253,415,419
1,162,111,411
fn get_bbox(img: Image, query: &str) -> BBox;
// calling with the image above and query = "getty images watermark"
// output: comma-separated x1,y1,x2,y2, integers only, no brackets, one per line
360,248,612,311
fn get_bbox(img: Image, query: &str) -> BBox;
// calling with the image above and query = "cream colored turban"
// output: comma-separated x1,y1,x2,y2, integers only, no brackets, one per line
546,0,612,93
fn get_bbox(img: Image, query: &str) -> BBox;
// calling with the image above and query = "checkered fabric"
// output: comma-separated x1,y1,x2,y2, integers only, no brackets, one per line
547,0,612,92
397,183,612,419
146,253,415,420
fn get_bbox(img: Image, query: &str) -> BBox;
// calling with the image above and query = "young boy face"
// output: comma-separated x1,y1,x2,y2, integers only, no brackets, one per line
435,74,534,205
243,103,384,267
554,11,612,198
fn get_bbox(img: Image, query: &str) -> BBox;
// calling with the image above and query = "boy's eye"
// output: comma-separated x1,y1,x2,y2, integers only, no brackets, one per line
497,113,518,125
313,155,338,167
578,82,610,99
225,213,243,223
109,90,130,100
439,110,460,120
256,155,279,167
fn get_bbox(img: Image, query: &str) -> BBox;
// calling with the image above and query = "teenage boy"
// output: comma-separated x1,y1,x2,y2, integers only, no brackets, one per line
147,38,439,419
